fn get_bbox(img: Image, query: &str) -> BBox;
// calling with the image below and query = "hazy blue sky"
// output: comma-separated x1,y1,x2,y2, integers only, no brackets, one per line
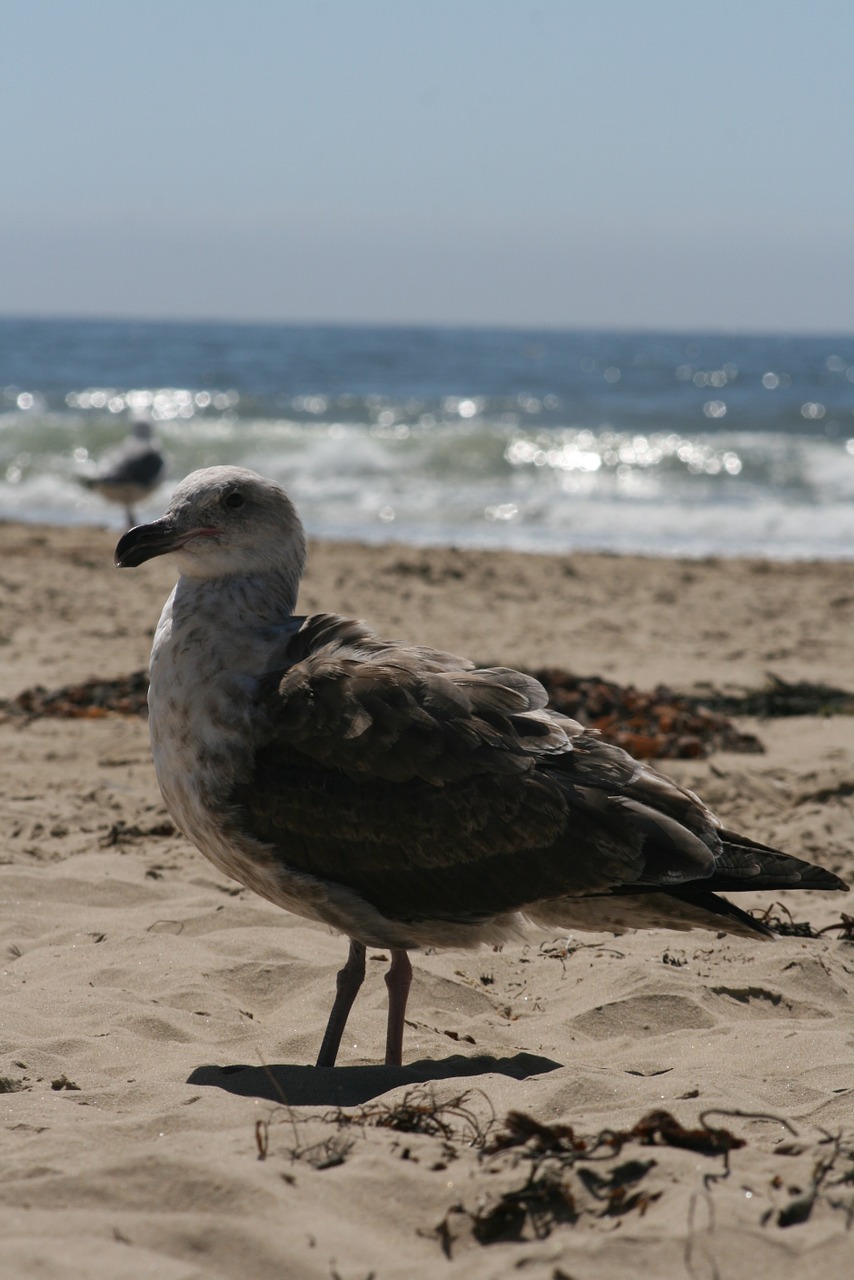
3,0,852,331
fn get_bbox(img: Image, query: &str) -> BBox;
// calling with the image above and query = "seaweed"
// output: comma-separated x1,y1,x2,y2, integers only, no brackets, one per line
697,673,854,719
436,1107,743,1256
3,670,150,720
323,1087,492,1147
751,903,854,942
531,668,763,759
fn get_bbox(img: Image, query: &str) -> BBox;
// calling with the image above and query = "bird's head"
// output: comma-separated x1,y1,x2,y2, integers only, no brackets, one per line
115,465,307,582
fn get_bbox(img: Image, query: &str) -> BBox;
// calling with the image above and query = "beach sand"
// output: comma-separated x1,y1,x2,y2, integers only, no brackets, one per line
1,520,853,1279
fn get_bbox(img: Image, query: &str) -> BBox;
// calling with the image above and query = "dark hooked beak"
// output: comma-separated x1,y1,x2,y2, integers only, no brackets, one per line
115,518,180,568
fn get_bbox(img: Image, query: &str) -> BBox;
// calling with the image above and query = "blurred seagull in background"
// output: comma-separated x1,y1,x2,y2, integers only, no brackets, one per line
81,419,166,527
115,466,848,1068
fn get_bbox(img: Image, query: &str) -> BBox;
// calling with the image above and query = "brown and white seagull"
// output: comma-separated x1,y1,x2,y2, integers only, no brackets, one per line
115,466,848,1068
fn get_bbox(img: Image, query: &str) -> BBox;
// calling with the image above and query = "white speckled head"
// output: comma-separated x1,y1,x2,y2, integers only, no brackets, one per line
115,465,307,584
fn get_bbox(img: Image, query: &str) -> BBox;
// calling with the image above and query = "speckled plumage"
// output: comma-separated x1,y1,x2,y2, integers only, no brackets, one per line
115,466,848,1066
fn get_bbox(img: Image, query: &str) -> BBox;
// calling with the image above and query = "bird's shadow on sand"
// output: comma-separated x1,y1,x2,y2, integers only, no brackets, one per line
187,1052,562,1106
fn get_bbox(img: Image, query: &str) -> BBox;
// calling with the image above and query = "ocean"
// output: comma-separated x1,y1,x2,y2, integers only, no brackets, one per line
1,317,853,559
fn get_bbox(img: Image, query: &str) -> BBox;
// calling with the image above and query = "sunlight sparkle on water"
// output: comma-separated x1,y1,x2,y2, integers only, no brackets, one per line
485,502,519,522
64,385,237,421
506,429,743,479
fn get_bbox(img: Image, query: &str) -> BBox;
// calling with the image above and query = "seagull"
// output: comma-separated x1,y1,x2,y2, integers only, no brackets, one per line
115,466,848,1068
81,419,166,527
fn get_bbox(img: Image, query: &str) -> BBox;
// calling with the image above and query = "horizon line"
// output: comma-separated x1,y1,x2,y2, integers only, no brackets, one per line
1,311,852,342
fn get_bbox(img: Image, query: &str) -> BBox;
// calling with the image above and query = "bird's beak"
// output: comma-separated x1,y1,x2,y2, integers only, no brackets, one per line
115,518,223,567
115,518,182,568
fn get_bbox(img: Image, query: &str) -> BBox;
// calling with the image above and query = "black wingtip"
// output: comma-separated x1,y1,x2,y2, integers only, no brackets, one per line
666,888,777,938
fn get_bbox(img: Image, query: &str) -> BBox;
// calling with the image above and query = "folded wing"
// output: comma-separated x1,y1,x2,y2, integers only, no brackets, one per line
229,614,844,930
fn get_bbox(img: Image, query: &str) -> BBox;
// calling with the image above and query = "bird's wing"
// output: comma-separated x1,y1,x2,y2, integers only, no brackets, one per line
96,443,165,486
229,614,726,924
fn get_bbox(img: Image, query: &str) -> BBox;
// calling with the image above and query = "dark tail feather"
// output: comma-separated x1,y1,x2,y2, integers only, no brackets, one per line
664,887,776,938
714,829,848,893
668,829,849,937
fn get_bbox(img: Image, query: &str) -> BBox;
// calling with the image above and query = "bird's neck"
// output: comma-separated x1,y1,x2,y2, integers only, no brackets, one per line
171,565,301,631
154,565,303,689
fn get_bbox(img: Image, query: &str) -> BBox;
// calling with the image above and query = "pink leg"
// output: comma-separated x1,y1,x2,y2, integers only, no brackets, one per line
384,949,413,1067
315,939,366,1067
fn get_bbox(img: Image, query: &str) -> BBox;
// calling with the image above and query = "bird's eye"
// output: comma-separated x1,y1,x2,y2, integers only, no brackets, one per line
223,490,245,510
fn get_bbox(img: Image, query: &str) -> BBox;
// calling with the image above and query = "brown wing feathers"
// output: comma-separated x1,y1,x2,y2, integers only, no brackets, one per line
231,613,845,927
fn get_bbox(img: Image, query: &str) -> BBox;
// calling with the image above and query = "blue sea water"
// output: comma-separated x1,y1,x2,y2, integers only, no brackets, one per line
1,317,853,558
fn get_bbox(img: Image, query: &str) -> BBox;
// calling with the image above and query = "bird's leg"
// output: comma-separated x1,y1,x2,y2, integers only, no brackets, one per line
384,949,413,1067
125,506,137,529
315,939,367,1068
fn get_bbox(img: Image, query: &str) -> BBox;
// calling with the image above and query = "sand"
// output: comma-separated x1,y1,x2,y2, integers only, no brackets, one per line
1,519,853,1280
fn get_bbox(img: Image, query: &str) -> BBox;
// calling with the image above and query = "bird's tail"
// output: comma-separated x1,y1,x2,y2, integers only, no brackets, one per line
708,828,848,894
658,829,847,939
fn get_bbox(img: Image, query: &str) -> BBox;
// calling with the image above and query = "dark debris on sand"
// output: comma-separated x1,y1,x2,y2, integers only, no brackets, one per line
751,902,854,942
531,668,765,759
4,671,150,720
436,1107,747,1254
248,1090,854,1252
698,673,854,719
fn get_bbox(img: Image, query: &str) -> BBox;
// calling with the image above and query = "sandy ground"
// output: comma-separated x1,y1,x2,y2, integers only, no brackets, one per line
1,519,854,1279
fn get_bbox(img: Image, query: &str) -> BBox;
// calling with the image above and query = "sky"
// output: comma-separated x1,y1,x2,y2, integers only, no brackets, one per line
2,0,852,332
